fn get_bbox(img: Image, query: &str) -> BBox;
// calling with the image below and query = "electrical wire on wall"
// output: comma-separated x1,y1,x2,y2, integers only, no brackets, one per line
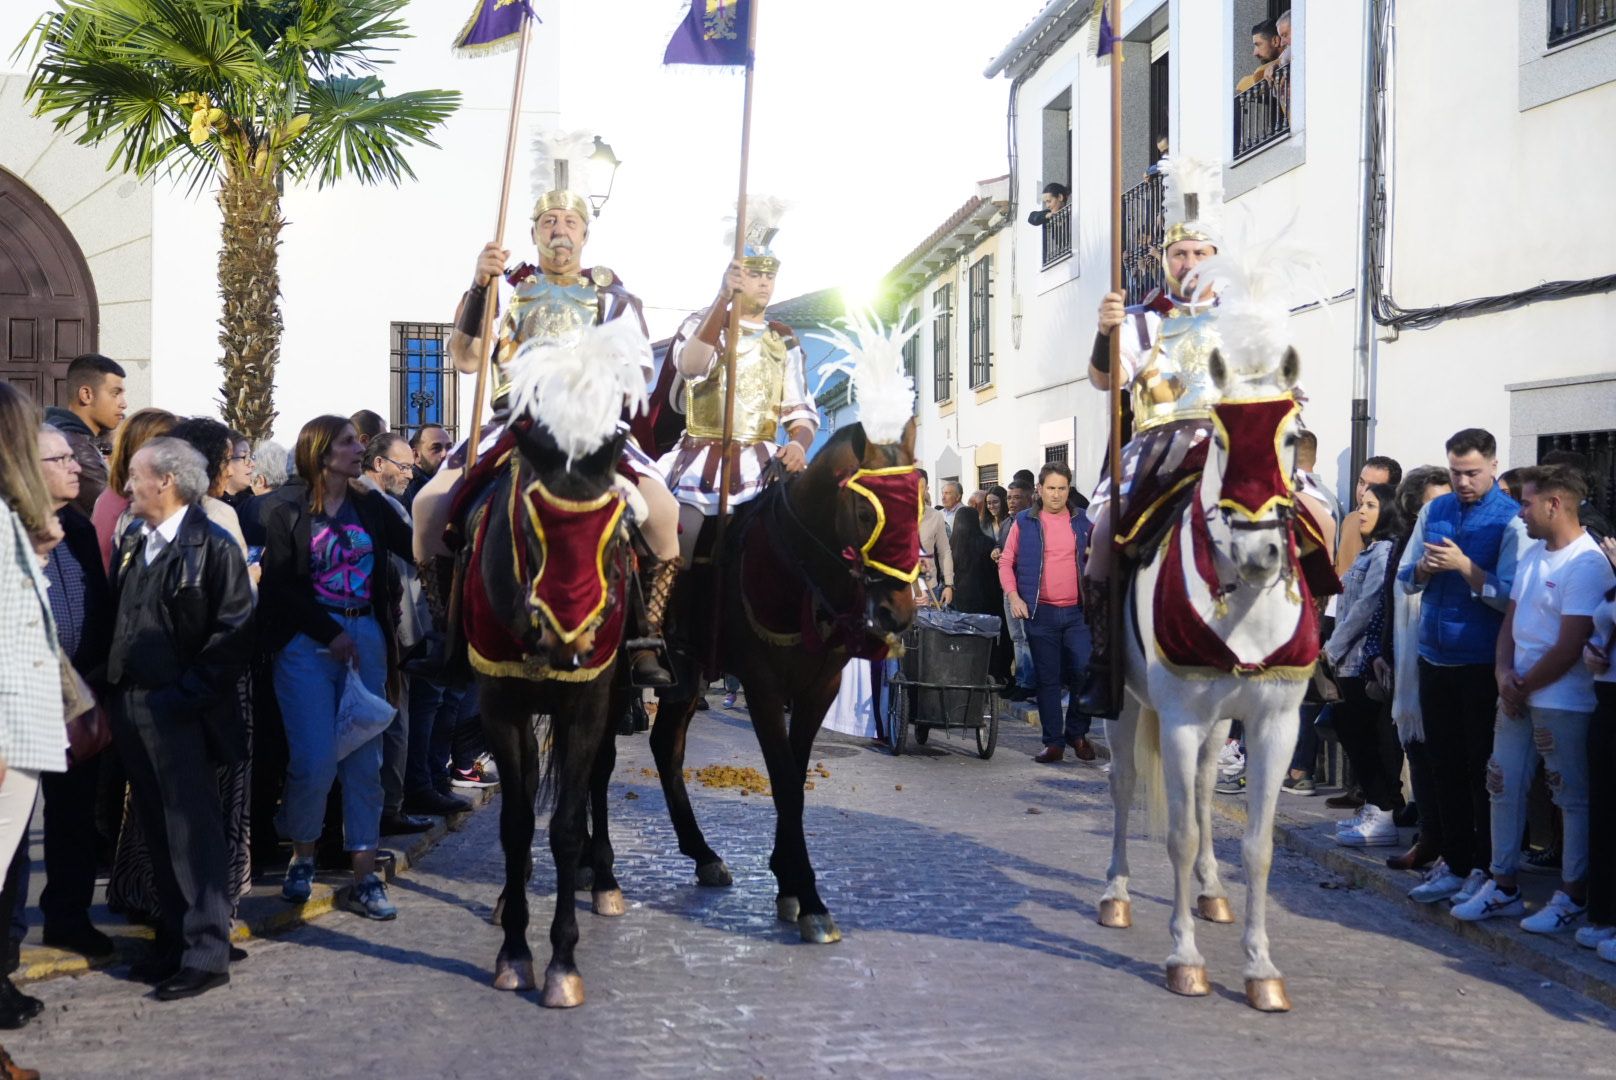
1366,0,1615,332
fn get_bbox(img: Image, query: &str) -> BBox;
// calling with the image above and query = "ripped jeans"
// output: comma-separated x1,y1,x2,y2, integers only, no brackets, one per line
1487,705,1591,883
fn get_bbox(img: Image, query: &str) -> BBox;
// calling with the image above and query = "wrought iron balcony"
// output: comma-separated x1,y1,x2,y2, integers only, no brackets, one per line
1121,172,1163,305
1040,204,1072,268
1232,75,1291,161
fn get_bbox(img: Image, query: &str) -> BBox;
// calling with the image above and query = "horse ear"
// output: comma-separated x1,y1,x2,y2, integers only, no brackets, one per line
1278,346,1301,390
900,417,917,461
1209,348,1228,392
848,423,869,463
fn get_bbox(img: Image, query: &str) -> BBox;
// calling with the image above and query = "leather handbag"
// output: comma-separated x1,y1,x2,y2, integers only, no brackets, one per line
60,655,114,766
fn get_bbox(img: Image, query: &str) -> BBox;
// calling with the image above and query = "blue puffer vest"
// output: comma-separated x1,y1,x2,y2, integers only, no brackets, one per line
1011,507,1090,617
1415,483,1519,665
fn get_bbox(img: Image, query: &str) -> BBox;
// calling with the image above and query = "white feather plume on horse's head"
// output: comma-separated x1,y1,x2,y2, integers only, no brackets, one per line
1185,219,1323,381
506,318,650,464
810,308,920,446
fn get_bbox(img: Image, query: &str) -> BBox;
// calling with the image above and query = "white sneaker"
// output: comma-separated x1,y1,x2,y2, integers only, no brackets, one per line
1597,937,1616,964
1336,806,1400,847
1409,869,1465,904
1451,869,1490,906
1216,741,1242,771
1451,880,1524,922
1574,924,1616,949
1521,890,1586,935
1334,805,1370,833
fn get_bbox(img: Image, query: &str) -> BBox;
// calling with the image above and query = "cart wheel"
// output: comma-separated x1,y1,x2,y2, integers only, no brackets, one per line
976,693,999,759
888,683,908,755
914,724,931,745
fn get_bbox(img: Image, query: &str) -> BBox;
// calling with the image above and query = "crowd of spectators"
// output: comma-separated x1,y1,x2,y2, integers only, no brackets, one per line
0,353,499,1058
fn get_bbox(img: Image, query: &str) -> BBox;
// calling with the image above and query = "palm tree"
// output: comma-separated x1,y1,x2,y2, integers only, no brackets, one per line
21,0,460,439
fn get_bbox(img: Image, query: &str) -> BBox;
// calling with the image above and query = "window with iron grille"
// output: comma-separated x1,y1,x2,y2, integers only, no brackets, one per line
1044,443,1070,466
1538,429,1616,527
968,256,993,388
902,333,918,384
1549,0,1616,45
932,284,953,403
978,463,999,490
390,322,459,441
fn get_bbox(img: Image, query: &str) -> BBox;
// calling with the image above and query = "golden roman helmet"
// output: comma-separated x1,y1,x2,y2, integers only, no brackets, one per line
530,129,599,227
1159,156,1224,293
532,189,591,223
729,195,788,273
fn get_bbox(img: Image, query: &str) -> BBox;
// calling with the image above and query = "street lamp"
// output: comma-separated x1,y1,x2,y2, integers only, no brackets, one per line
585,136,621,218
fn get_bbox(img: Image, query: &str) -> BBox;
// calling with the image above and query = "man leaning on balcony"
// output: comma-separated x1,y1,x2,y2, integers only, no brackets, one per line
1237,18,1283,94
1026,182,1069,227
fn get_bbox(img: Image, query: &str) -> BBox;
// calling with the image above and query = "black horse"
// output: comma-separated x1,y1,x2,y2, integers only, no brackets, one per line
651,421,921,943
464,418,634,1008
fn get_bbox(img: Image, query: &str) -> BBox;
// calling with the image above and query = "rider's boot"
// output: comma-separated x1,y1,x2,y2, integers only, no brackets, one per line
1075,575,1118,718
629,557,680,687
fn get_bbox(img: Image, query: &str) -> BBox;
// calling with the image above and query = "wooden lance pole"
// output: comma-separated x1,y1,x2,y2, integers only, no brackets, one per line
1106,0,1126,711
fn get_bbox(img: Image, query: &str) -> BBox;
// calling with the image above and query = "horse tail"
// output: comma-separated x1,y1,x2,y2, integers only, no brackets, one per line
533,713,560,815
1133,706,1169,841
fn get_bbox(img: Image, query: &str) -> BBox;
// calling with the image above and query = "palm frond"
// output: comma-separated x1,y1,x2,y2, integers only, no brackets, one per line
289,77,459,187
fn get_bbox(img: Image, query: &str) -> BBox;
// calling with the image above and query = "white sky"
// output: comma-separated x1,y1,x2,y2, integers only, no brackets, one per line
555,0,1037,337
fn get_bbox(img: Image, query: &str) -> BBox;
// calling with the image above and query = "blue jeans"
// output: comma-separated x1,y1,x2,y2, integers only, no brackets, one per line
1025,602,1092,746
272,616,387,852
1004,595,1035,690
1488,705,1591,882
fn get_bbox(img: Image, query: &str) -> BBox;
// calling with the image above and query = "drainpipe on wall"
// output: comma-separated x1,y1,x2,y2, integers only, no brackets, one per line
1348,0,1382,485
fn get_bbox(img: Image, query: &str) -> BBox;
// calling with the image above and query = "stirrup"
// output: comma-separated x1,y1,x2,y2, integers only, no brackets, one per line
1075,663,1117,719
624,637,674,688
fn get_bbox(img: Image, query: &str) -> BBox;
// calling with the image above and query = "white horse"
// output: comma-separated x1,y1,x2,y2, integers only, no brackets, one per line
1098,345,1329,1012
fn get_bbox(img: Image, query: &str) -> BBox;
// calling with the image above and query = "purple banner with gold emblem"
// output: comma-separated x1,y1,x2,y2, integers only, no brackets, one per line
451,0,538,59
663,0,751,67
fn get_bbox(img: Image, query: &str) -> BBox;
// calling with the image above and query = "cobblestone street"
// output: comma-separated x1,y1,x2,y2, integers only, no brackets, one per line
14,708,1616,1079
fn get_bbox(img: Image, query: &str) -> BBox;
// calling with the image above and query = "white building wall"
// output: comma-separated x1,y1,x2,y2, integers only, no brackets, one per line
978,0,1616,505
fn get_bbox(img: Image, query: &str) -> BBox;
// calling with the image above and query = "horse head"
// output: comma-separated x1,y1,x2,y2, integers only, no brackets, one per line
1200,345,1304,588
790,417,921,645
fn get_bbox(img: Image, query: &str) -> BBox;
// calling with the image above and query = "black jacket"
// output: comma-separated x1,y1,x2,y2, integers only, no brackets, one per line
107,504,255,760
54,505,114,680
257,478,415,659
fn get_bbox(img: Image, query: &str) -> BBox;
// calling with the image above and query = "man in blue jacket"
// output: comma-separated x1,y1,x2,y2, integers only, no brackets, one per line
1399,428,1528,906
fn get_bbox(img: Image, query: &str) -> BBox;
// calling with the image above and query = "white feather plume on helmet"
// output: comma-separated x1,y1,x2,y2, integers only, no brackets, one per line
1159,156,1224,251
530,129,598,221
811,309,919,446
506,317,651,463
1185,222,1322,379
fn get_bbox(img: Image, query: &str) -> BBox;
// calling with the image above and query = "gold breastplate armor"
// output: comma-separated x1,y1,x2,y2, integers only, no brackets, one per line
495,274,602,372
1132,307,1222,432
686,323,788,442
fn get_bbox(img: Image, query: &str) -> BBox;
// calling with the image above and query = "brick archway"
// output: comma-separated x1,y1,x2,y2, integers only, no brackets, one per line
0,167,98,407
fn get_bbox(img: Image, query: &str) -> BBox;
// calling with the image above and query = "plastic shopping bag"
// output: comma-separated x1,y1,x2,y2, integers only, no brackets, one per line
335,666,395,761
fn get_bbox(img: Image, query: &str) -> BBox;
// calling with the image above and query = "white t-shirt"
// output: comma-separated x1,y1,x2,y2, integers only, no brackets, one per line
1593,595,1616,686
1509,530,1616,711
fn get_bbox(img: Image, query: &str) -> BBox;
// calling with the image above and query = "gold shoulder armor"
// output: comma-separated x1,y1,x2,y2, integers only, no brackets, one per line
590,266,615,288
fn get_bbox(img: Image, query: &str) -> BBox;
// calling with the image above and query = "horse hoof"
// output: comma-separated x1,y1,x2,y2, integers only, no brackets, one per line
1195,895,1235,924
492,952,536,992
1245,977,1292,1012
1097,899,1132,929
696,860,733,887
776,895,800,923
798,913,842,944
1165,964,1211,997
541,966,586,1009
592,888,627,917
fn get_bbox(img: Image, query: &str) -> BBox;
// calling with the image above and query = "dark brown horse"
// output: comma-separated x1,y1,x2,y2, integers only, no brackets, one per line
652,420,921,943
461,418,634,1008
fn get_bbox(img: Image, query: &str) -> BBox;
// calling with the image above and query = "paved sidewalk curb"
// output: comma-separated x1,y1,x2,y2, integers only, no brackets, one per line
16,784,500,984
1074,728,1616,1011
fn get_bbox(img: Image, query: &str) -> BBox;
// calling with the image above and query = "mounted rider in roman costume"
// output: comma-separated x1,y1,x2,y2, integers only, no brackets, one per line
657,197,819,566
1078,158,1228,717
413,132,682,686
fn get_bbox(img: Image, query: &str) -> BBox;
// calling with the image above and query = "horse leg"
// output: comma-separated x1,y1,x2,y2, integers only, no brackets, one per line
766,682,840,943
1099,709,1136,928
1160,714,1210,996
648,690,731,886
1194,717,1235,924
588,699,625,918
1240,712,1299,1012
541,684,610,1009
482,680,537,990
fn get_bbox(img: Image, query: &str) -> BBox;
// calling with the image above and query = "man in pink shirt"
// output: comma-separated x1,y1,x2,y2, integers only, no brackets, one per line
1000,463,1096,763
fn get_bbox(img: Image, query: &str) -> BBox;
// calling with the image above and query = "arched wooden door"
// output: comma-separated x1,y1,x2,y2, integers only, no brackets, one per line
0,167,98,407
